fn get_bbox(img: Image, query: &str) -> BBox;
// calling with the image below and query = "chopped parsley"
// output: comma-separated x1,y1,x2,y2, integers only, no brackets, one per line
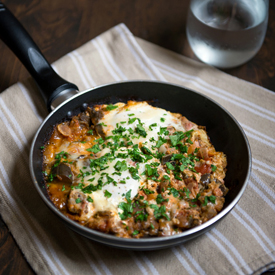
75,198,81,204
202,195,216,206
82,183,99,193
135,123,147,137
169,130,193,147
143,188,154,195
135,211,148,222
128,117,137,124
128,167,140,180
106,104,118,111
104,190,112,198
166,162,175,170
155,138,166,149
149,123,157,130
144,164,159,178
141,146,153,155
149,204,170,220
167,187,179,197
46,151,71,182
87,197,94,203
183,187,191,198
118,190,133,220
87,144,101,153
114,160,128,172
211,165,217,172
156,194,169,204
191,193,201,202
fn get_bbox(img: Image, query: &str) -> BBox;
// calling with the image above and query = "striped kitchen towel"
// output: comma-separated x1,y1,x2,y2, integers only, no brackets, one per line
0,23,274,275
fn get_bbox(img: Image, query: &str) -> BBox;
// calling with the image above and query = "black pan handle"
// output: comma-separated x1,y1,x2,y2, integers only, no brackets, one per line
0,2,79,112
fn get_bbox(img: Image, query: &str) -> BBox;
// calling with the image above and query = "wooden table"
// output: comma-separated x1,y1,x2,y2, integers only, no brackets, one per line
0,0,274,274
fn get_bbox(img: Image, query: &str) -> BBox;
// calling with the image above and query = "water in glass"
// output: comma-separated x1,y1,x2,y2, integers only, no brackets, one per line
186,0,268,68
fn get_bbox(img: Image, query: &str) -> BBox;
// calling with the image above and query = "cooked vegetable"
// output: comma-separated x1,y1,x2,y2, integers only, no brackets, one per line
42,101,227,238
51,163,73,184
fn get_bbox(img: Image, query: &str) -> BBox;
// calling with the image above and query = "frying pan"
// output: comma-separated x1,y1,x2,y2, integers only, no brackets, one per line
0,3,251,250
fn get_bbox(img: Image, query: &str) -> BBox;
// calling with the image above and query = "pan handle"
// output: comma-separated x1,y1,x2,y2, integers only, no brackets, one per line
0,3,79,112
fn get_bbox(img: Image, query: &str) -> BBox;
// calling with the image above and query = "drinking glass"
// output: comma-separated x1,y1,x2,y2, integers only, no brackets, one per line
186,0,269,69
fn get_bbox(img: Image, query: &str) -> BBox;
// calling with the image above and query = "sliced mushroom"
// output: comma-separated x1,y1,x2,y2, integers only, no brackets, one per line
68,190,86,214
159,180,170,193
95,124,106,138
79,112,90,126
88,107,104,124
200,173,211,185
57,122,72,137
52,163,73,184
161,154,173,165
219,184,229,196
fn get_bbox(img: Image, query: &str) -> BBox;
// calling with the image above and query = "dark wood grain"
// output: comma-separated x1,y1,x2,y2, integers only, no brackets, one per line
0,0,274,274
0,215,34,275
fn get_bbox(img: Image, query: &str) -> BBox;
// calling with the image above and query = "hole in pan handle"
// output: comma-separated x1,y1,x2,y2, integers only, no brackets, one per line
0,2,79,112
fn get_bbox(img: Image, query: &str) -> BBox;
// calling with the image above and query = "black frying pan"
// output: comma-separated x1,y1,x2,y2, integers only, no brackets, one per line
0,3,251,250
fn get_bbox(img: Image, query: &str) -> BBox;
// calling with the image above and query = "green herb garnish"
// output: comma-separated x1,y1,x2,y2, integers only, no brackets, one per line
106,104,118,111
